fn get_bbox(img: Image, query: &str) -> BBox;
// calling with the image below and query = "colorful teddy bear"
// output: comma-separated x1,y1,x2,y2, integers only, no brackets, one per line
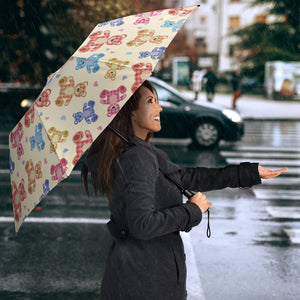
160,20,185,32
104,58,130,81
72,130,93,165
133,11,162,25
100,85,127,117
126,29,167,47
24,106,34,128
76,53,104,73
51,158,68,183
11,179,27,222
138,47,166,60
35,89,51,107
55,76,88,107
39,179,50,202
78,30,127,53
47,127,69,153
25,159,43,194
131,63,153,93
73,101,98,125
30,123,45,152
10,122,24,160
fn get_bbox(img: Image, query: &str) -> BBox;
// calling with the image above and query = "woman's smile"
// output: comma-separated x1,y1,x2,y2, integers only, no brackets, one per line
131,86,162,140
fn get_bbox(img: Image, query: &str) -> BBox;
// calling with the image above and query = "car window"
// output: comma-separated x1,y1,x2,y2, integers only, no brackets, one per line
153,84,182,107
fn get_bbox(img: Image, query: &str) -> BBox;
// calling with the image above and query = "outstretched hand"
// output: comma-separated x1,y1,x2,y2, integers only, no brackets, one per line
258,165,288,179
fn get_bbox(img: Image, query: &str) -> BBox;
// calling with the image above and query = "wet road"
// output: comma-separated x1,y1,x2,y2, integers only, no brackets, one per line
1,120,300,299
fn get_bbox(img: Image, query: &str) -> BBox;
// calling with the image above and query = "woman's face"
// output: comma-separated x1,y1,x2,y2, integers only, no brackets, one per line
131,86,162,140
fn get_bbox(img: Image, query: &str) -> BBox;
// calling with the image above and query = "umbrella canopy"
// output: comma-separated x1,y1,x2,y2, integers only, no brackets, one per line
9,5,198,232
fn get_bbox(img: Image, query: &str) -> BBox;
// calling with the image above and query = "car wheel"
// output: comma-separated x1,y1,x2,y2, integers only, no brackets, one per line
192,120,220,148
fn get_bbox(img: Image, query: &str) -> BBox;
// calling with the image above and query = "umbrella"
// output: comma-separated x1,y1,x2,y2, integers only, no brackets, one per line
9,5,199,233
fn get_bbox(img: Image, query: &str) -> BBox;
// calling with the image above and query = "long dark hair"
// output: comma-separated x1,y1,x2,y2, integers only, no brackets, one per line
81,80,157,199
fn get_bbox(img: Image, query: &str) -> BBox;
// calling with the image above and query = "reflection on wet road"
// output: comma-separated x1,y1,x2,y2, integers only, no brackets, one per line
0,120,300,299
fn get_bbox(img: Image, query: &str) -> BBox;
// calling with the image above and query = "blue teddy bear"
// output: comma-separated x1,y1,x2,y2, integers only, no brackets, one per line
30,123,45,152
73,101,99,125
76,53,105,73
139,47,166,60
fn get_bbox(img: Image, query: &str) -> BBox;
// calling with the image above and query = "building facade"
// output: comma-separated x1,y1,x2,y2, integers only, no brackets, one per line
182,0,272,74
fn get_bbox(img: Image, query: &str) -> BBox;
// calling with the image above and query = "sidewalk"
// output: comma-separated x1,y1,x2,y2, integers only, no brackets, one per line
180,90,300,121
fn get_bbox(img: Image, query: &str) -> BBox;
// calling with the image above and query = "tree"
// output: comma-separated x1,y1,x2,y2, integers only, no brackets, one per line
0,0,135,84
232,0,300,80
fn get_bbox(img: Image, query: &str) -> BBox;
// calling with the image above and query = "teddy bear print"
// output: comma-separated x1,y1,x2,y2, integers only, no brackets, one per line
9,150,15,175
133,11,162,25
73,101,98,125
39,179,50,202
35,89,51,107
168,7,193,17
75,53,105,73
55,76,88,107
11,179,27,222
97,18,124,28
10,122,24,160
131,63,153,93
100,86,127,117
78,30,127,53
72,130,93,165
104,58,130,81
48,127,69,153
126,29,168,47
24,106,35,128
161,19,185,32
25,159,43,194
139,47,166,60
51,158,68,183
30,123,45,152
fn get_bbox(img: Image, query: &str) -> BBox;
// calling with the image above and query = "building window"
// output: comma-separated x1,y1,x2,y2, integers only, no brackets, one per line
229,16,240,30
255,15,266,23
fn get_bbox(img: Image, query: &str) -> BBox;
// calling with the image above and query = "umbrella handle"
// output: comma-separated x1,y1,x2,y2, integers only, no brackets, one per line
185,190,211,238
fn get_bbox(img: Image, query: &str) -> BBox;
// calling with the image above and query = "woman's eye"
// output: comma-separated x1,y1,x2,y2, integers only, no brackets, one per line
147,98,153,103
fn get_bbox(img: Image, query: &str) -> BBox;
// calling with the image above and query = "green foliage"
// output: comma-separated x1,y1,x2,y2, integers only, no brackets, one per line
233,0,300,80
0,0,135,84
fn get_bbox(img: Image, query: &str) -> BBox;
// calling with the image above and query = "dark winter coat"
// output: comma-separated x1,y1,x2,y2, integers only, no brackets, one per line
85,136,261,300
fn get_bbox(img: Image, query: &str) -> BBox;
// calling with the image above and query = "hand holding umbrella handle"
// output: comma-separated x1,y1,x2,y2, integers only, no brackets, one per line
186,190,211,238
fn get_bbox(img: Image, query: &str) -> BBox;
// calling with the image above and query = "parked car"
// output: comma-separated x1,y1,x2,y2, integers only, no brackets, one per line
148,77,244,148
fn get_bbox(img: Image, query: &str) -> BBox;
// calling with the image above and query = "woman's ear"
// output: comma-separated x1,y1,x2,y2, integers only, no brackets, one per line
130,112,136,120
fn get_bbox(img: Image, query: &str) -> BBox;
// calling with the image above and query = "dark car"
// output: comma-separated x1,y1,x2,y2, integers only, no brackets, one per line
148,77,244,148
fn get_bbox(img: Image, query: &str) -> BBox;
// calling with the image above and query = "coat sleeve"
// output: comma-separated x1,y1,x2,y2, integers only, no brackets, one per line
154,147,261,192
120,148,202,240
179,162,261,192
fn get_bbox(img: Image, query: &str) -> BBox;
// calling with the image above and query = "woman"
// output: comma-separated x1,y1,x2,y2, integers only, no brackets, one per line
81,80,287,300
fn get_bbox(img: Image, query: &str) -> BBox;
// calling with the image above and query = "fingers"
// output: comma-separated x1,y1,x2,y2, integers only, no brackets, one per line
188,192,211,213
259,165,288,179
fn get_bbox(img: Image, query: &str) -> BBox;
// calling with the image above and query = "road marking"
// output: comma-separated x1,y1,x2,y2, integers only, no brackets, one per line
181,232,205,300
225,146,300,153
284,229,300,244
266,207,300,219
254,189,300,200
225,158,300,167
0,216,109,224
221,151,300,159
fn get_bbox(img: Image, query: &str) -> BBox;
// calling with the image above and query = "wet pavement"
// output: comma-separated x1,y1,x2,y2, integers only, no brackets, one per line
1,119,300,299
